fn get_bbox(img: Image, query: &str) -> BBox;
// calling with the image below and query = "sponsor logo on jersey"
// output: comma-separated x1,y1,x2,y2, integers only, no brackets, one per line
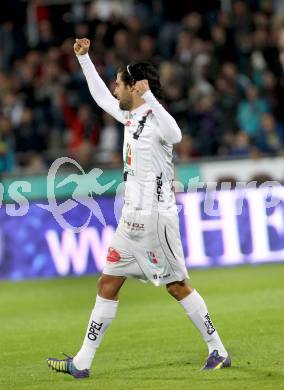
125,143,132,165
156,172,164,202
125,120,132,126
107,247,121,263
204,313,216,335
123,143,135,176
133,110,152,140
88,321,103,341
147,251,158,264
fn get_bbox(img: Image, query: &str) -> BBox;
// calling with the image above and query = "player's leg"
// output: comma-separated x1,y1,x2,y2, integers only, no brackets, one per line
47,274,125,378
72,274,125,370
72,216,150,371
166,279,231,370
47,211,145,379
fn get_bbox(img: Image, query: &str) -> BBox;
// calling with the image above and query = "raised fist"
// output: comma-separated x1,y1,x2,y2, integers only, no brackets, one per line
73,38,90,55
133,80,150,96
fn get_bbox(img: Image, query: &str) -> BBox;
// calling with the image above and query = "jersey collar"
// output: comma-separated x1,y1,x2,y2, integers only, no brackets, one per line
129,102,150,118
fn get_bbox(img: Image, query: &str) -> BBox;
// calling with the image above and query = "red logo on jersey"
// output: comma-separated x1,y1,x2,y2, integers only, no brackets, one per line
126,143,132,165
107,247,121,263
125,120,132,126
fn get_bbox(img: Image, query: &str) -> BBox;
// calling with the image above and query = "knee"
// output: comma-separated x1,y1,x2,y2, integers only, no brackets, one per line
166,283,181,300
97,275,124,300
97,276,116,300
166,281,193,300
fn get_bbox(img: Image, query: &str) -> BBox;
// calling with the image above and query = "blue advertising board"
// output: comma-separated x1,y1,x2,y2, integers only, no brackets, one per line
0,187,284,280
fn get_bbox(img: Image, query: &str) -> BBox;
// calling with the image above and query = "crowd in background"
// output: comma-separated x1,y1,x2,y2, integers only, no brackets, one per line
1,0,284,173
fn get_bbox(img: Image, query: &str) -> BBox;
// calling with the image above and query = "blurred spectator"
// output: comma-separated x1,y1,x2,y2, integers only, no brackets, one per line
0,116,15,174
0,22,14,72
61,95,100,151
96,113,120,165
13,107,46,153
211,24,234,63
237,85,269,137
189,94,221,156
256,113,284,155
24,152,46,174
176,134,199,163
0,0,284,174
229,131,251,157
138,34,157,63
36,20,57,52
260,71,279,116
73,139,94,171
175,30,193,65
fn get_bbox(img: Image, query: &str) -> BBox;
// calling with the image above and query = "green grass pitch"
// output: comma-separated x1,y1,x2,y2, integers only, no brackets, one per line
0,263,284,390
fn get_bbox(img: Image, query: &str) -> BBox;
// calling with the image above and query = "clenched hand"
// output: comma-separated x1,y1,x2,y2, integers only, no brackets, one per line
133,80,150,96
73,38,90,55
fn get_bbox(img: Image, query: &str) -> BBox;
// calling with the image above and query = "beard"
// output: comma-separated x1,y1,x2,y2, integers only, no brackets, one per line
119,95,132,111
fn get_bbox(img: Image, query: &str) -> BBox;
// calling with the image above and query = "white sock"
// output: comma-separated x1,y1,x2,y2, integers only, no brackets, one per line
73,295,118,370
179,289,227,357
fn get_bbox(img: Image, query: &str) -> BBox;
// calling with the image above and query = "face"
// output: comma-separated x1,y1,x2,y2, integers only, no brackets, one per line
114,73,133,110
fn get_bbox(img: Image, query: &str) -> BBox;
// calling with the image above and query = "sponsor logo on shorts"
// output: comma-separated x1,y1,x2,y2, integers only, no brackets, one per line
160,273,171,279
147,251,158,264
204,313,216,335
107,247,121,263
152,273,171,280
123,219,145,231
88,321,103,341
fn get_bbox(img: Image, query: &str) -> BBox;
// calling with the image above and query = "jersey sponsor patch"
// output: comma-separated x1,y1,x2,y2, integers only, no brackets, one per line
133,110,152,140
107,247,121,263
123,142,135,176
126,143,132,165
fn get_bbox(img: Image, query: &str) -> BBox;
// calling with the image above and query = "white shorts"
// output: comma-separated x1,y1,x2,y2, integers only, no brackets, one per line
103,206,189,286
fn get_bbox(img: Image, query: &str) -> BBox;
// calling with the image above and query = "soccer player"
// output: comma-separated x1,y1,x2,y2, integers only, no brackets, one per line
47,38,231,378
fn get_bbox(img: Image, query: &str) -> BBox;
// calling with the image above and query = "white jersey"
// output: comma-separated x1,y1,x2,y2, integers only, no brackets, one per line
78,54,182,211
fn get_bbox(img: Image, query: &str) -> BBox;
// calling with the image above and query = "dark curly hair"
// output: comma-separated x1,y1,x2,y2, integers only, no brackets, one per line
118,62,164,100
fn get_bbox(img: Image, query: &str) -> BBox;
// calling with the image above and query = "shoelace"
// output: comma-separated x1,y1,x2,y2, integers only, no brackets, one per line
61,352,73,360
